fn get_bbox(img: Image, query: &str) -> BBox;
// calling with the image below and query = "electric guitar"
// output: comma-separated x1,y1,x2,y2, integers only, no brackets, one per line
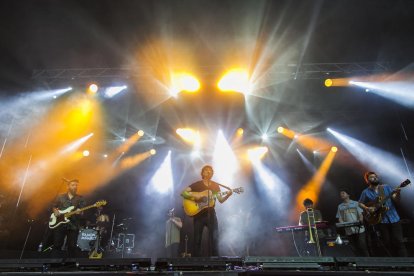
49,200,107,229
182,187,244,216
363,179,410,225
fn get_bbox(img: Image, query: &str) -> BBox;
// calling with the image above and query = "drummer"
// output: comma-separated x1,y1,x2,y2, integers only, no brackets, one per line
94,206,110,248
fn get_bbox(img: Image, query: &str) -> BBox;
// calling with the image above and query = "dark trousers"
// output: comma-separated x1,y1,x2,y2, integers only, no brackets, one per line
166,243,180,258
51,225,79,258
193,209,219,257
378,221,407,257
348,232,370,257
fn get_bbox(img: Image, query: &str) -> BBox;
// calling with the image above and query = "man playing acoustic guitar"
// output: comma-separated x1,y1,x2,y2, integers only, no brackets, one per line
358,171,407,257
181,165,233,257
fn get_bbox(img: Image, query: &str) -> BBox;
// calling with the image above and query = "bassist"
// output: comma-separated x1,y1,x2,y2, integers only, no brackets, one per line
181,165,232,257
358,171,407,257
51,178,85,257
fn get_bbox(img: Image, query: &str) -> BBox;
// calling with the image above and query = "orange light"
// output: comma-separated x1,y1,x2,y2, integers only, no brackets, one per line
277,127,284,133
237,128,244,136
82,150,90,157
150,149,156,155
324,79,333,87
218,69,251,94
331,146,338,152
137,130,144,137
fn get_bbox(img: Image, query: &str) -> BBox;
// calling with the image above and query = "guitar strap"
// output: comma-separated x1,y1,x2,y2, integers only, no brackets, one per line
378,185,385,201
217,183,232,191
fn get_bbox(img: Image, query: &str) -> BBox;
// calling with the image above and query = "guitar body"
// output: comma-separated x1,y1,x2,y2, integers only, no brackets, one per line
363,201,388,225
49,200,107,229
183,190,215,217
49,206,75,229
363,179,410,225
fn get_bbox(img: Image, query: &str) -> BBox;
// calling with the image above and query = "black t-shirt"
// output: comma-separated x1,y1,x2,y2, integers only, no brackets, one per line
53,193,86,230
189,180,221,216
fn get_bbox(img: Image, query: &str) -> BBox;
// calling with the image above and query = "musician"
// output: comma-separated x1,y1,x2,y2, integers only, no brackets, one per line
298,198,325,256
181,165,233,256
51,179,85,257
358,171,407,257
95,206,110,249
299,198,323,226
336,189,369,256
165,208,182,258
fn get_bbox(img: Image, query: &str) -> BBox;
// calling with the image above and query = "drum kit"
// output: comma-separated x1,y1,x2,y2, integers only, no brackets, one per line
77,215,136,257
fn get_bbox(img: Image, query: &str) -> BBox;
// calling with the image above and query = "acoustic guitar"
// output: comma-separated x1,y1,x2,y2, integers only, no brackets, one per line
182,187,243,216
363,179,410,225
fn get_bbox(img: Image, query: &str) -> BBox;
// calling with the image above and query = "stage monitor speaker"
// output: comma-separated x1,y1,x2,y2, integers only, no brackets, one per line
336,257,414,271
155,257,243,271
0,259,64,272
244,256,336,271
76,258,151,271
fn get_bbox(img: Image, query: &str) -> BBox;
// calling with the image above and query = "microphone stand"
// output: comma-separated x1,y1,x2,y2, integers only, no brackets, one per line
20,220,33,259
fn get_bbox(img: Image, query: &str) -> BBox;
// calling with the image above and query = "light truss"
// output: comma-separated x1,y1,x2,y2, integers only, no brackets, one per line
32,62,392,83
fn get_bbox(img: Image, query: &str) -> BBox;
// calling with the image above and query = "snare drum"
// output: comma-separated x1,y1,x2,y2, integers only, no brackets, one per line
77,228,97,251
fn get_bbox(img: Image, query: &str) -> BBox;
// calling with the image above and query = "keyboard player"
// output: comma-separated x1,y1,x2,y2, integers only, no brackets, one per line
336,188,370,256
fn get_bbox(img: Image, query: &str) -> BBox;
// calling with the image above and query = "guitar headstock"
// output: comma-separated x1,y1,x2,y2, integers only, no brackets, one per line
400,179,411,188
95,200,107,207
233,187,244,194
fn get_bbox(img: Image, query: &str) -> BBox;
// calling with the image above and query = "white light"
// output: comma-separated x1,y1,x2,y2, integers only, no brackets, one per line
147,151,173,194
212,130,239,186
103,154,108,158
328,128,411,181
261,134,268,141
104,85,127,98
122,138,126,142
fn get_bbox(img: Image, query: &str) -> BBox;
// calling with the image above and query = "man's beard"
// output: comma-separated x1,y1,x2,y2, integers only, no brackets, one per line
370,179,380,186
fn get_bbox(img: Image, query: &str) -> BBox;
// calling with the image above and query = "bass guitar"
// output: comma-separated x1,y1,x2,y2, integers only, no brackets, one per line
182,187,243,216
363,179,410,225
49,200,107,229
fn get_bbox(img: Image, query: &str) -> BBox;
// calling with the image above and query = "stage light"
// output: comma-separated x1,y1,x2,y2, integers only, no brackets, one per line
261,134,268,141
170,73,200,97
122,138,126,142
137,130,144,137
277,127,284,133
103,154,108,158
83,150,90,157
237,128,244,136
104,85,127,98
176,128,199,144
324,79,333,87
88,83,99,94
327,128,410,181
247,146,268,161
147,151,172,194
331,146,338,152
150,149,156,155
212,130,239,185
313,150,318,154
365,89,370,92
218,69,252,94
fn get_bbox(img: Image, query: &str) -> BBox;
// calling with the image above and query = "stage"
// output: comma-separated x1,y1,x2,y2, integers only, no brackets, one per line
1,255,414,275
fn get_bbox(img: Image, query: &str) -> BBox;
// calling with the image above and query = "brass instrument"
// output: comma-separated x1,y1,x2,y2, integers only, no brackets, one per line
306,208,316,244
305,208,322,256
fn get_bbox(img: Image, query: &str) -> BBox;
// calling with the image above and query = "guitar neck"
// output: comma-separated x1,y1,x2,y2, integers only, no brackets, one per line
66,204,96,217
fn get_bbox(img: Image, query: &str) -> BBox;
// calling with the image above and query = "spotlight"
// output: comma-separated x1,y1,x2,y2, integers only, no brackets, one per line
88,83,99,94
83,150,90,157
122,138,126,142
218,69,252,94
137,130,144,137
277,127,284,133
313,150,318,154
237,128,244,136
261,134,269,141
103,154,108,158
331,146,338,153
365,89,370,92
324,79,333,87
104,85,127,98
170,73,200,97
150,149,156,155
